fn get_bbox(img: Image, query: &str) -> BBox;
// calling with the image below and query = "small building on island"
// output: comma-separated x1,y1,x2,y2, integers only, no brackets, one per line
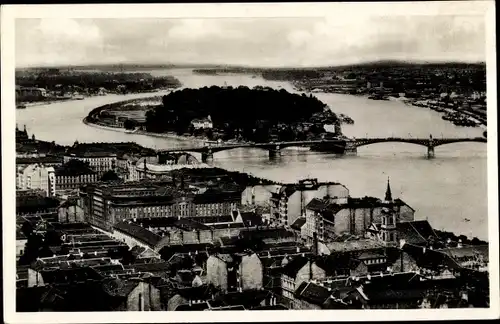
191,116,213,130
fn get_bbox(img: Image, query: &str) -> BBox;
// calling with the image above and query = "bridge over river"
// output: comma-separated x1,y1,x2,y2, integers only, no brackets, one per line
157,135,487,163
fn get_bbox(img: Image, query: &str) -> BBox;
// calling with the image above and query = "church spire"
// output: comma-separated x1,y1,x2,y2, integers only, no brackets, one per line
385,177,393,202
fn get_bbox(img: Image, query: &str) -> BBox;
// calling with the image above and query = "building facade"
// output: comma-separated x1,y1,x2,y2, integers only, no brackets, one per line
81,181,243,231
132,154,202,181
269,179,349,227
206,252,263,293
54,160,99,194
304,179,414,244
16,163,56,197
16,86,48,102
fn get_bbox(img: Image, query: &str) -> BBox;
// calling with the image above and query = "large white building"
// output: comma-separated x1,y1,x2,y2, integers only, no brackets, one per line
16,163,56,197
64,141,117,176
129,153,204,181
191,116,213,130
303,179,415,245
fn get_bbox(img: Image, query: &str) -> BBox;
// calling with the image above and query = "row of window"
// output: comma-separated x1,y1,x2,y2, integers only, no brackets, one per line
58,175,97,183
365,258,386,265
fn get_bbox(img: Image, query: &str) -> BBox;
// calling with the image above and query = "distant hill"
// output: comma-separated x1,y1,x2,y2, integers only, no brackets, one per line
17,59,485,73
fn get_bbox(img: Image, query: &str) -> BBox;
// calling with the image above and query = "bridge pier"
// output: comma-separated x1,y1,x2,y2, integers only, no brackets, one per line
344,141,358,156
427,145,435,159
269,145,281,160
201,151,213,163
427,135,435,159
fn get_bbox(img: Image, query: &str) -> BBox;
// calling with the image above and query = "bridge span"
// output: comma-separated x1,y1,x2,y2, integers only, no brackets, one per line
157,135,486,162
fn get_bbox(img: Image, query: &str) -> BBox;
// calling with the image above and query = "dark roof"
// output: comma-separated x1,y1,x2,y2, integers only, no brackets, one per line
290,217,306,231
397,222,428,245
402,243,460,270
219,235,240,247
172,218,211,231
125,261,170,274
195,215,235,224
211,289,270,308
210,222,245,230
315,255,361,275
176,284,215,300
437,245,489,264
39,266,103,285
159,243,213,261
16,155,64,165
16,286,52,312
394,198,414,210
55,159,96,177
130,245,147,257
91,264,125,274
306,198,327,211
239,212,263,227
397,220,439,246
295,282,332,306
101,278,139,298
358,287,427,303
17,228,28,240
408,220,438,239
281,255,309,277
16,195,61,214
113,221,161,247
239,227,295,241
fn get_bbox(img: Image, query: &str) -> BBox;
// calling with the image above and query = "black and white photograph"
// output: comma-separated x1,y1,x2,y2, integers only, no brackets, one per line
2,2,498,323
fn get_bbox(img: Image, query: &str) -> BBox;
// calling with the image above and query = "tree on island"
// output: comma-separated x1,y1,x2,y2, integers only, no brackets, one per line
101,170,120,182
123,119,137,130
145,85,336,142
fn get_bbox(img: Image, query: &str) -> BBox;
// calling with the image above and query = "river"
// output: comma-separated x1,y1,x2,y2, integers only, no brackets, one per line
16,68,488,240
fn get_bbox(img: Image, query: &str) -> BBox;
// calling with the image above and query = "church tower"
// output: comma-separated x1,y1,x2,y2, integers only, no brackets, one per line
380,207,397,244
380,177,397,244
384,177,393,203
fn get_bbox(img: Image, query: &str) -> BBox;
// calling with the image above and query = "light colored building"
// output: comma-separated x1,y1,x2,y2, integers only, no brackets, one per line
16,228,28,261
16,163,56,197
81,181,243,231
191,116,213,130
206,252,263,293
16,86,48,102
270,179,349,227
54,160,99,194
132,154,202,181
304,179,414,244
64,141,117,175
280,255,328,309
58,198,85,223
64,152,117,175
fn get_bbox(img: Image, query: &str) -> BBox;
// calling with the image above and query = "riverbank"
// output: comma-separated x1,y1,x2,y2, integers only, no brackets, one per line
83,116,207,144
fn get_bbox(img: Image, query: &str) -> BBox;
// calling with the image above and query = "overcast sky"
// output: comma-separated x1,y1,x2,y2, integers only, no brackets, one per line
15,15,486,68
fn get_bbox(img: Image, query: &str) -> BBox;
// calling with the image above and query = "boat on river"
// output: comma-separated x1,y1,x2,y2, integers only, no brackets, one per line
16,104,26,109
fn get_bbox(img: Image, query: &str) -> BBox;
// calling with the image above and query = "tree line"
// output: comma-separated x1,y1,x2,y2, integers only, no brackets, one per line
16,71,181,93
145,85,332,141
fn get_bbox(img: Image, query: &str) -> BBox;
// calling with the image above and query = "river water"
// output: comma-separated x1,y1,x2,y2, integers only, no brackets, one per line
16,68,488,240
